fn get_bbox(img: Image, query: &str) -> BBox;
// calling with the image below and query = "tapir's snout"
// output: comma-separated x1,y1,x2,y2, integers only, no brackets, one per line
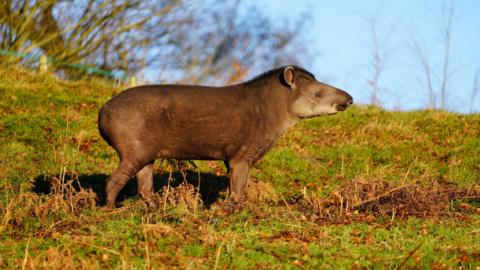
334,91,353,111
336,99,353,111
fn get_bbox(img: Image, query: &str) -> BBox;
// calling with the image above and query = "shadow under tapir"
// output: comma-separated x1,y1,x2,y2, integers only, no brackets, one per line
32,168,229,208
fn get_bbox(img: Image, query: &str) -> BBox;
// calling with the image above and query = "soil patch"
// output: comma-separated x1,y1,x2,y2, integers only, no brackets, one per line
295,179,480,222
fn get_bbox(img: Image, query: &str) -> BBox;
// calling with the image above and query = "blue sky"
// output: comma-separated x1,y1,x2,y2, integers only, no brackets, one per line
256,0,480,113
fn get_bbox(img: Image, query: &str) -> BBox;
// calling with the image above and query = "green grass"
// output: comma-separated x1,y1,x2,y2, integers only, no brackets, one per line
0,66,479,269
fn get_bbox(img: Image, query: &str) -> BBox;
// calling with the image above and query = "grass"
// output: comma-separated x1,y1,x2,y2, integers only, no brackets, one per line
0,66,479,269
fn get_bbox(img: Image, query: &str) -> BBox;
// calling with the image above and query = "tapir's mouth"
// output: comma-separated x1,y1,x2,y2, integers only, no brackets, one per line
298,110,337,119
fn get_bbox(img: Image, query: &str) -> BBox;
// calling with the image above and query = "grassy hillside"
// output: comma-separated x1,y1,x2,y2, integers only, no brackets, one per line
0,66,479,269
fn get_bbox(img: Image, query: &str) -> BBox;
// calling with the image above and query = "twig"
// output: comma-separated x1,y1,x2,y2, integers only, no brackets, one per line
143,217,151,270
281,197,299,224
194,167,201,214
33,219,69,236
163,168,173,212
390,209,396,225
394,243,422,270
458,196,480,199
282,223,303,228
460,183,475,204
21,235,31,270
302,186,313,206
353,181,415,208
468,229,480,235
0,196,15,234
213,239,226,270
354,159,418,208
402,157,417,183
340,196,344,216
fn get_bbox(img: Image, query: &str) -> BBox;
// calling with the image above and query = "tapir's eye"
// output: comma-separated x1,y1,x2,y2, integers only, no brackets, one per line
315,91,323,98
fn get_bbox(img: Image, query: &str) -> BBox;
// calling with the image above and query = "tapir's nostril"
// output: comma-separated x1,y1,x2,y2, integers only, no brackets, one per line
336,103,347,111
336,99,353,111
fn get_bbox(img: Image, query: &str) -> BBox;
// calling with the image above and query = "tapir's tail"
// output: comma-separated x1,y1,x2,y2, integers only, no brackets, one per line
98,105,114,147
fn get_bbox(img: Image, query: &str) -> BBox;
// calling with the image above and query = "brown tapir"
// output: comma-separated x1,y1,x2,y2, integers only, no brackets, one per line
98,66,353,207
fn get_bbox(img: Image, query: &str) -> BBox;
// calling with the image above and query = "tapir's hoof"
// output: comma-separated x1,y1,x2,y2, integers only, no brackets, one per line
104,200,117,209
222,199,246,214
100,205,115,212
143,198,158,209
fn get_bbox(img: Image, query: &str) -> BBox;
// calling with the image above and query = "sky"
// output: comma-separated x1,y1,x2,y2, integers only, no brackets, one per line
255,0,480,113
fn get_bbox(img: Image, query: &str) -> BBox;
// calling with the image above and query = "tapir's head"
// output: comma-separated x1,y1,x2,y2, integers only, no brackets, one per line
282,66,353,118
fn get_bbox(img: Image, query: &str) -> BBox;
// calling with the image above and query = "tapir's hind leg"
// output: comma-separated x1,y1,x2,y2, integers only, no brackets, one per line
106,159,147,208
136,162,155,206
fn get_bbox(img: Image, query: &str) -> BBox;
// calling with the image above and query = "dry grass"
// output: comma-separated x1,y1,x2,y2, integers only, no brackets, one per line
296,179,480,223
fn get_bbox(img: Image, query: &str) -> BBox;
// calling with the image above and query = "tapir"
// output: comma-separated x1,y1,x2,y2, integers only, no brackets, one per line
98,66,353,207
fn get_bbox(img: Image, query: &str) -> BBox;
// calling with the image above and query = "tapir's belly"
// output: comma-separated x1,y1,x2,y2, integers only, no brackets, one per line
147,116,246,161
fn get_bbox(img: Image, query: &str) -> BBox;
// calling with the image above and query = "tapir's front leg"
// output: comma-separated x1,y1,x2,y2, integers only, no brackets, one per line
227,159,249,201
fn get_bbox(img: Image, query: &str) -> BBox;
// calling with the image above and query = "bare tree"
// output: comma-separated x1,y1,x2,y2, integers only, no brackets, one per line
163,1,311,85
410,35,436,109
358,6,394,107
366,16,383,107
410,0,459,110
471,67,479,113
436,0,456,109
0,0,184,77
0,0,311,82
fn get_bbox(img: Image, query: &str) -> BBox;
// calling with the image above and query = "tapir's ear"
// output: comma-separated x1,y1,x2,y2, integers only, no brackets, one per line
283,66,296,89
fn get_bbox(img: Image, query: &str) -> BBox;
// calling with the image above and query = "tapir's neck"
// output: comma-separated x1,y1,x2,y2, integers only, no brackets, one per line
278,117,299,136
254,79,300,138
